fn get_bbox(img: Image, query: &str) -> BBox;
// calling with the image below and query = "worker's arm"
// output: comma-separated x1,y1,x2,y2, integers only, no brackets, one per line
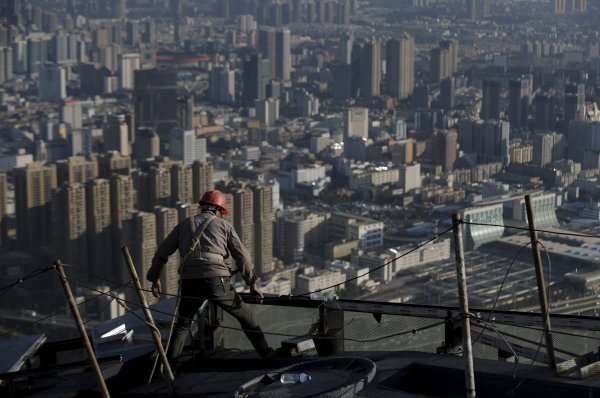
147,224,180,284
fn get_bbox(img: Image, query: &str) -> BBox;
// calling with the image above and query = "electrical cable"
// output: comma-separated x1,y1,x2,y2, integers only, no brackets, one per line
0,265,55,297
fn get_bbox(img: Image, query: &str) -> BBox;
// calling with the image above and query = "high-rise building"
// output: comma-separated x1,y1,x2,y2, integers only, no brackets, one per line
0,46,13,83
169,128,207,166
338,33,354,65
233,188,255,261
154,206,179,295
275,209,328,265
122,211,157,301
467,0,490,20
134,67,179,136
119,53,140,90
255,98,280,126
430,40,458,83
15,162,57,248
344,107,369,138
209,65,235,104
39,64,66,101
508,77,530,130
0,172,6,247
135,127,160,161
399,163,421,192
481,79,501,121
171,163,193,205
359,40,381,97
385,35,415,100
332,63,353,103
533,131,564,166
440,76,455,110
113,0,127,18
52,183,88,268
275,28,291,81
253,184,274,274
86,179,112,280
565,83,585,123
192,161,213,203
98,151,131,178
534,93,556,131
61,100,83,129
243,53,269,106
133,164,172,212
56,156,98,185
554,0,566,14
258,26,276,80
176,94,194,129
104,114,131,156
433,130,458,172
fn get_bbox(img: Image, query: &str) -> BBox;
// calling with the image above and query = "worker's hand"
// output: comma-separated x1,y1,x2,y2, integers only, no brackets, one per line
151,281,161,297
250,283,263,302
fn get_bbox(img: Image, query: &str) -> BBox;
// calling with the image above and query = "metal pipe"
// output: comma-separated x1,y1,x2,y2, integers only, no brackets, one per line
451,214,476,398
120,246,175,384
54,260,111,398
524,194,557,370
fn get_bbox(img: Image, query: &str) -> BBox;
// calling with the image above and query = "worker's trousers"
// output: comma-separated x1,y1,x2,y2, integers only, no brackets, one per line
167,276,271,365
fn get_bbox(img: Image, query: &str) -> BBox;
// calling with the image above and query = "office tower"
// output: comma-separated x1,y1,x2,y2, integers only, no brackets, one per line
481,79,501,120
97,44,118,72
433,130,458,172
176,94,194,129
154,206,179,295
126,20,140,46
209,65,235,104
398,162,421,192
253,184,274,275
171,163,193,205
386,35,415,100
80,63,112,96
61,100,82,129
56,156,99,185
534,93,556,131
105,114,131,156
52,183,88,268
243,53,269,106
1,0,21,26
135,127,159,161
143,19,156,44
440,76,455,110
0,172,6,247
533,131,564,166
109,174,134,269
255,98,280,126
554,0,566,14
122,211,157,301
467,0,490,20
233,188,255,261
332,63,353,103
275,28,291,81
344,107,369,138
134,67,178,136
39,64,66,101
15,162,57,248
258,26,276,80
0,46,13,83
338,33,354,65
430,40,458,84
508,78,530,130
169,128,207,165
565,83,585,123
275,209,328,265
86,179,112,279
69,128,93,157
26,38,47,76
192,161,213,203
113,0,127,18
98,151,131,177
119,53,140,90
359,40,381,97
11,40,27,75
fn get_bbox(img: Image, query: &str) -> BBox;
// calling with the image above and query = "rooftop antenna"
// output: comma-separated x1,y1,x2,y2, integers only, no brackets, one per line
452,214,476,398
55,260,111,398
524,194,557,370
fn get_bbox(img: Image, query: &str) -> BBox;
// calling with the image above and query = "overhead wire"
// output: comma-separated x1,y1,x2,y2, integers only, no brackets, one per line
0,265,55,297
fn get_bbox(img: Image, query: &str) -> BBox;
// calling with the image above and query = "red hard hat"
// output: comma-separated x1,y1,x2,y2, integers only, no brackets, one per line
199,190,229,215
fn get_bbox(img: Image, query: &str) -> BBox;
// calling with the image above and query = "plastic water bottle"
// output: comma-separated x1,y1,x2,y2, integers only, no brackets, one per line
280,373,312,384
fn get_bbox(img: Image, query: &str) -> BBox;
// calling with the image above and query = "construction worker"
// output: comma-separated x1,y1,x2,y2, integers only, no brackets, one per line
146,189,273,366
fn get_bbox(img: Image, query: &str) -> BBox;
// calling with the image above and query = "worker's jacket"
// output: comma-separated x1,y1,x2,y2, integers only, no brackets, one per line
146,210,257,285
